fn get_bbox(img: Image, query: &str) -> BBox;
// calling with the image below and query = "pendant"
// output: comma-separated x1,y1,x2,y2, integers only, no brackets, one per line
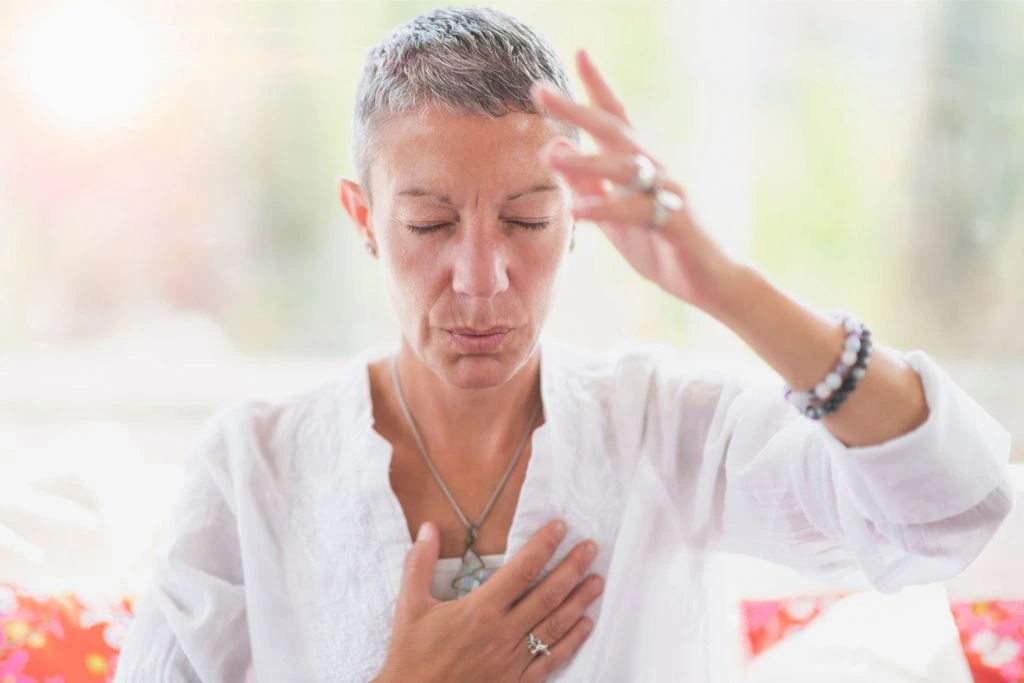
451,544,496,598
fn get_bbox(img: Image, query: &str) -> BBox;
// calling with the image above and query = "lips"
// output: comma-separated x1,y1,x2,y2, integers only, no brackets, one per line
446,327,513,353
449,326,511,336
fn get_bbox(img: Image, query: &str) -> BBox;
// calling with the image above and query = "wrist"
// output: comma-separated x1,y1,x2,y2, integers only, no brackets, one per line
693,257,762,328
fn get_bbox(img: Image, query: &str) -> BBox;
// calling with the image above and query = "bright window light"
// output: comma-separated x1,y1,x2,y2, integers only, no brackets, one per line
12,2,162,132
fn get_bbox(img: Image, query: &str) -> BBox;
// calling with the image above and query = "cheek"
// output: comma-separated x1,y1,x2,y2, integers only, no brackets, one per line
388,262,435,305
514,233,568,296
383,246,448,316
522,246,559,281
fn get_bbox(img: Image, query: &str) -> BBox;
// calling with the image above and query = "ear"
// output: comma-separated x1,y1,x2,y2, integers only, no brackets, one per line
339,177,374,244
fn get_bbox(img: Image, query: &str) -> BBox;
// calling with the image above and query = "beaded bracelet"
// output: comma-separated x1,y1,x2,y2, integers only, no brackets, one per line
784,313,873,420
802,329,872,420
785,313,866,411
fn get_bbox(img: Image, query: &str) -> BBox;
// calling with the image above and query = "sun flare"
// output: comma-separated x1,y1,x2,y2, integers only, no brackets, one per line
12,2,163,132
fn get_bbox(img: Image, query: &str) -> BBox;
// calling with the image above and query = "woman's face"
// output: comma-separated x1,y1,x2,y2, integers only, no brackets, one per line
351,106,573,389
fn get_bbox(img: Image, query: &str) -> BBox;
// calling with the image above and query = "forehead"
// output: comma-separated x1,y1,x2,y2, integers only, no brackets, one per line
373,107,562,196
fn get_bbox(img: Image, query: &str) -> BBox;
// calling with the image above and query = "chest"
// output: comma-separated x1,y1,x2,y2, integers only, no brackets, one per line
387,442,534,560
259,422,632,681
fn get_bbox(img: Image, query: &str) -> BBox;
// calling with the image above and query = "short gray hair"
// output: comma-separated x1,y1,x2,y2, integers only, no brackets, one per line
352,5,580,205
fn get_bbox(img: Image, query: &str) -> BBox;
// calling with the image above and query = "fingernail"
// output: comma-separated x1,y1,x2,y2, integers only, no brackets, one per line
553,520,567,539
583,540,598,560
582,618,594,635
417,523,432,543
549,146,570,160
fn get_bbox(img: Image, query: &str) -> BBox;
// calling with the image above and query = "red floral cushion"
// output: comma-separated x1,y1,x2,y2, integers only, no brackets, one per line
949,600,1024,683
741,594,846,658
0,583,135,683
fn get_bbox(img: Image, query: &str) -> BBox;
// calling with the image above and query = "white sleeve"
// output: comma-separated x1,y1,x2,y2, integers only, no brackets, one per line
644,348,1015,593
114,408,252,682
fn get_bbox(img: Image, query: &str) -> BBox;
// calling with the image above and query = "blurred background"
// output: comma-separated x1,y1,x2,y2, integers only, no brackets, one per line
0,0,1021,634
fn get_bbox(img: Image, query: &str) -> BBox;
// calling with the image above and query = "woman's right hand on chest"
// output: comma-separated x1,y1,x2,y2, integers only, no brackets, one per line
374,520,603,683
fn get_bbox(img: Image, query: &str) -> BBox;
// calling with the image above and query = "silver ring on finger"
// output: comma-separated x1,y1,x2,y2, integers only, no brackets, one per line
648,188,686,230
628,154,657,195
526,631,552,657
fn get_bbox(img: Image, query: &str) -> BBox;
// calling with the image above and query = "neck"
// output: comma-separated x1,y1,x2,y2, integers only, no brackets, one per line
385,340,543,465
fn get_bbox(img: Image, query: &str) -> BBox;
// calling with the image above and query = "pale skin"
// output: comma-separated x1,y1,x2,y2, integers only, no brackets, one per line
340,48,929,682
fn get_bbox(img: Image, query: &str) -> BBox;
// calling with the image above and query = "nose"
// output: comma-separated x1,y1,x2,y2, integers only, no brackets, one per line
450,222,510,299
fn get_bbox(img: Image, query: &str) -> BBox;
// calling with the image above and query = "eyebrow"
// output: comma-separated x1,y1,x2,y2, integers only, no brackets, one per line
396,182,560,204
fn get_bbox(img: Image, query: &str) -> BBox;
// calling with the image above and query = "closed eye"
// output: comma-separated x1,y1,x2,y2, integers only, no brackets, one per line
405,220,550,235
405,223,449,235
511,220,550,231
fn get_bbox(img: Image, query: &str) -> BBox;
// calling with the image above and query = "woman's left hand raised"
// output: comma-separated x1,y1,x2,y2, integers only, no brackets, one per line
531,49,736,312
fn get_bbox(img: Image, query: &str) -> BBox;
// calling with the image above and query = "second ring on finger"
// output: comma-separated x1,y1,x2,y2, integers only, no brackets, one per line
548,150,663,195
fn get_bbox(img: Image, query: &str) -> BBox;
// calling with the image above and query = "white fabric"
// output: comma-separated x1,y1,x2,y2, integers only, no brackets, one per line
113,336,1014,683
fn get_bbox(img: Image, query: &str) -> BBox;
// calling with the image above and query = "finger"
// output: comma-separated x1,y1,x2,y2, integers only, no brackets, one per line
572,189,686,227
521,616,595,683
540,139,609,200
508,539,598,633
659,177,688,198
567,173,609,201
395,521,440,622
548,150,660,190
549,146,680,193
575,49,630,125
537,118,677,212
520,573,603,661
474,519,566,607
530,81,637,153
573,192,653,225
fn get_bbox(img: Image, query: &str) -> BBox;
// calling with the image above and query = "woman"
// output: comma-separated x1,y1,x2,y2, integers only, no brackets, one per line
114,6,1014,682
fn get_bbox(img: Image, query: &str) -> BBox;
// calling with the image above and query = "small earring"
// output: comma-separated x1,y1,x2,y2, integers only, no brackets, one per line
364,242,377,257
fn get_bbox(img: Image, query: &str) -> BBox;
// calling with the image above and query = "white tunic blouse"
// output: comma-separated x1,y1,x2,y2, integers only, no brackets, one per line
113,336,1014,683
